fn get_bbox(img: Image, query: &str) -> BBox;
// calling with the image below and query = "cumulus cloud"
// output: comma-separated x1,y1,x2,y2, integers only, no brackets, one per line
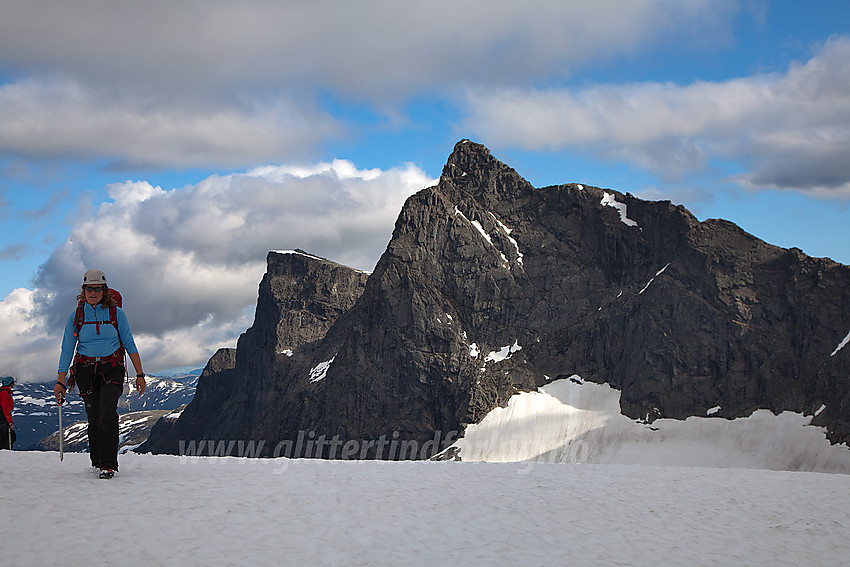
461,37,850,197
0,288,56,376
1,161,434,381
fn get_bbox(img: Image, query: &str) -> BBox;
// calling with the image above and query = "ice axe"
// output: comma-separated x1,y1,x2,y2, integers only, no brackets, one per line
58,391,65,461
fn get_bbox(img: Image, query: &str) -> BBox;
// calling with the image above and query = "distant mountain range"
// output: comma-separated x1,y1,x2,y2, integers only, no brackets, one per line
11,372,199,450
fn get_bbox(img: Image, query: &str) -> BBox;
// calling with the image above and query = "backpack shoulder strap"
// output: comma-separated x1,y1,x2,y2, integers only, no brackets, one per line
109,305,120,336
109,305,125,353
73,302,121,341
72,300,86,338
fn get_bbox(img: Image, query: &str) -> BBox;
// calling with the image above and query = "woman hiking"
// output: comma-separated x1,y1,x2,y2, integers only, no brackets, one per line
54,269,146,478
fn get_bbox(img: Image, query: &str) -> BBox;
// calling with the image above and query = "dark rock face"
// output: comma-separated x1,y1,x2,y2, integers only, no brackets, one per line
141,141,850,457
138,251,370,454
140,348,238,450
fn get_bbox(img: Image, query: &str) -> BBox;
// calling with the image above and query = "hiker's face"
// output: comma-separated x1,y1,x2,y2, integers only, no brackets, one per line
85,285,104,305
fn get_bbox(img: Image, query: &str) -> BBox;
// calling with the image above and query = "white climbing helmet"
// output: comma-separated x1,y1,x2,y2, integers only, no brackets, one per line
82,269,108,286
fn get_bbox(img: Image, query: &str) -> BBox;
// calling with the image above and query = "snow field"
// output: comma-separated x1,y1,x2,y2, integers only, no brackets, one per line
5,378,850,565
3,450,849,566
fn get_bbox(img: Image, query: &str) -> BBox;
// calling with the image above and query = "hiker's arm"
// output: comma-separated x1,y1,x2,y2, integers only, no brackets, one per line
128,351,146,395
57,312,77,377
55,312,76,404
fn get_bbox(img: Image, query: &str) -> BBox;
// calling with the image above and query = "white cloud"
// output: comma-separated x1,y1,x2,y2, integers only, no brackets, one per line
2,161,433,381
0,79,340,168
0,0,728,97
461,37,850,197
0,288,36,340
0,1,732,169
0,288,57,380
133,307,255,374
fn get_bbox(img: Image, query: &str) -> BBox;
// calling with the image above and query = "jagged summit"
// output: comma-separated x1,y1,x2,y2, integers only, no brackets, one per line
440,139,529,203
141,141,850,457
441,139,495,182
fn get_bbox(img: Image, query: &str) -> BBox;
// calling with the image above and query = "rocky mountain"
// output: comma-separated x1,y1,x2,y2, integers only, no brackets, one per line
140,140,850,458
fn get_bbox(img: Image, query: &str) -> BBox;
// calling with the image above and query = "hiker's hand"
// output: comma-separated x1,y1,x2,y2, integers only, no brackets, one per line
54,382,66,405
135,375,146,395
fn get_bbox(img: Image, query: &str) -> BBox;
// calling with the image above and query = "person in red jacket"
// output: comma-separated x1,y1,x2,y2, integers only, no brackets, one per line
0,376,15,450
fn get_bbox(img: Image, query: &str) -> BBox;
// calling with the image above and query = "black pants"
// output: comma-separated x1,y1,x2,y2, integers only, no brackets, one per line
75,362,124,469
0,420,13,450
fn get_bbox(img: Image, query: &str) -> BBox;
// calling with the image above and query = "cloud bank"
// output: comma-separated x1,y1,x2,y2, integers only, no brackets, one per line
0,161,433,381
0,0,730,169
0,79,341,168
0,1,727,96
461,37,850,197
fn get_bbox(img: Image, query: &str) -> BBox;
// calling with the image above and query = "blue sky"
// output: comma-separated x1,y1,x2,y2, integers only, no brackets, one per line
1,0,849,381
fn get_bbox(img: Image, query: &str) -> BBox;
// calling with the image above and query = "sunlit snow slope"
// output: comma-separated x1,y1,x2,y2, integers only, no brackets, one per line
451,378,850,473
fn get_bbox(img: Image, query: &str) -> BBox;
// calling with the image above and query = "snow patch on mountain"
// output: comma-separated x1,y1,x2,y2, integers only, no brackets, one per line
484,341,522,363
309,357,336,383
639,262,671,294
489,212,523,266
831,329,850,356
452,378,850,473
455,207,523,268
600,192,638,227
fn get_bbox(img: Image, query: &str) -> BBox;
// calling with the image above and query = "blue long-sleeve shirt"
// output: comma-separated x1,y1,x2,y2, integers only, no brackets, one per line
58,303,139,373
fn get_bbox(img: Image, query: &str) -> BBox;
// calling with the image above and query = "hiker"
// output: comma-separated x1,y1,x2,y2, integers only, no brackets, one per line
0,376,14,450
54,269,146,478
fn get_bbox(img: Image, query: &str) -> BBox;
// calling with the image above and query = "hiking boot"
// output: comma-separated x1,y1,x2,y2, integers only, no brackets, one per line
98,468,115,479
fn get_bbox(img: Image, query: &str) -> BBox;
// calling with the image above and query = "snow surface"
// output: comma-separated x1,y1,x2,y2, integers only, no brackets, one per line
5,377,850,565
3,449,849,566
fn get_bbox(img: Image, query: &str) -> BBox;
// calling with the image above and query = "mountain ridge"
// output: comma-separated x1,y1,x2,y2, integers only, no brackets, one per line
10,373,197,449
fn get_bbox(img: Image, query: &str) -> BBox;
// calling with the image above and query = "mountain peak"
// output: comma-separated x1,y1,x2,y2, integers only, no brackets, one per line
143,141,850,457
440,139,530,205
